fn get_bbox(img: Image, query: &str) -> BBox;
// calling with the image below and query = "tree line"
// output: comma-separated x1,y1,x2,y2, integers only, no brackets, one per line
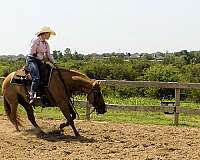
1,49,200,101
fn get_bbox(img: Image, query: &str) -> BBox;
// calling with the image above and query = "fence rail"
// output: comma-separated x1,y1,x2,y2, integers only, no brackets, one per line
1,77,200,126
100,80,200,89
98,80,200,125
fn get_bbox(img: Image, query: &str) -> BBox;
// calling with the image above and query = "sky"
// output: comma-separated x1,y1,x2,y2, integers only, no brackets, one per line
0,0,200,55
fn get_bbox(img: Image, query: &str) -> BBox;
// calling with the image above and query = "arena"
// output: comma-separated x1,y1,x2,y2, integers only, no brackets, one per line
0,115,199,160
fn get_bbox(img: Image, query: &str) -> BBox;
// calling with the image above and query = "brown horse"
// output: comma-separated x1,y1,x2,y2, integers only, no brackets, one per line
2,68,106,137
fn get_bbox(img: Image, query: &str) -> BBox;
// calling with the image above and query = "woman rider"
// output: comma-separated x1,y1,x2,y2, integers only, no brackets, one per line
26,26,56,104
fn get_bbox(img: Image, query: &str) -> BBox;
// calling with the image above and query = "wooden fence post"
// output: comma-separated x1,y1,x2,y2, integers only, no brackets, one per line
174,88,180,126
85,101,91,120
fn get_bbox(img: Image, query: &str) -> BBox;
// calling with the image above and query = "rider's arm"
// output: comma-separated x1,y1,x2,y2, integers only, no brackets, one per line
30,38,40,57
45,42,55,64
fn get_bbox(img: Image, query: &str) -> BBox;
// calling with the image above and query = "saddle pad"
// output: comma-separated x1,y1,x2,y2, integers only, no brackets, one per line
10,68,32,85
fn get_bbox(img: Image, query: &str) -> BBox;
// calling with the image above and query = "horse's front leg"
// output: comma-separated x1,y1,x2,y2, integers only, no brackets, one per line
60,106,76,129
59,102,80,137
60,121,69,130
69,120,80,137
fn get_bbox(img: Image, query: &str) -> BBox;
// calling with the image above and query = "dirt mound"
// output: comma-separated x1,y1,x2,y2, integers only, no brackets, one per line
0,115,200,160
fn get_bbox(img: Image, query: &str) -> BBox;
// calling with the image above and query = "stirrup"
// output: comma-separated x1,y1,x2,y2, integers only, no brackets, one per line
29,91,37,104
29,98,35,105
23,66,30,74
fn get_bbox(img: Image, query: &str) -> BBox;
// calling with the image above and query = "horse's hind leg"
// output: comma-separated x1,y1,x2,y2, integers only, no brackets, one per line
23,104,42,131
4,96,20,132
18,96,42,132
10,101,20,131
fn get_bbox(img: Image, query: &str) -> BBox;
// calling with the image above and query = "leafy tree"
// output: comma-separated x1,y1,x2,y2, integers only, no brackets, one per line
143,64,180,99
63,48,72,60
52,50,58,60
57,51,63,60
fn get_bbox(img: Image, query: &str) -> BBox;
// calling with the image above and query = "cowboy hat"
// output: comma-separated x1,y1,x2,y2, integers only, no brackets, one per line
35,26,56,36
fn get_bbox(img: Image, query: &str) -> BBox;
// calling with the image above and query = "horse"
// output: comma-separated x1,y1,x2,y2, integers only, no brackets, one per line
2,67,106,137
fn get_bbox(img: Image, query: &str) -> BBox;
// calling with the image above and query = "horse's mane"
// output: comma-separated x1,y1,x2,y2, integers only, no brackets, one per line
57,68,91,81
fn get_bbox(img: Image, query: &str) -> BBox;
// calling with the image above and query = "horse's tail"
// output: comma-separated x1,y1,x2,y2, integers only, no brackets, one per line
3,97,22,127
4,97,11,119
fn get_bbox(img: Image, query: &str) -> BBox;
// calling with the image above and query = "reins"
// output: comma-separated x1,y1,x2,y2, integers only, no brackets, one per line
56,67,79,118
86,107,95,117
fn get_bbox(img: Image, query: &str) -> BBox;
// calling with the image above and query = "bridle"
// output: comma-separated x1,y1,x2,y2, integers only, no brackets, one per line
87,86,102,109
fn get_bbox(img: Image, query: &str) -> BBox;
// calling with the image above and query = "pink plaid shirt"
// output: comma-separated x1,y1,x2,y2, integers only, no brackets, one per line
29,36,55,63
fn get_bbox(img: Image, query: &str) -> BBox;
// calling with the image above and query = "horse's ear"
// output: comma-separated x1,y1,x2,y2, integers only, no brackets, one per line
92,80,98,87
97,80,101,85
92,80,102,87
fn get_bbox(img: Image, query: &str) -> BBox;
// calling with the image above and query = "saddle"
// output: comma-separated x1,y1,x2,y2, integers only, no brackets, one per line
11,63,52,87
11,63,55,107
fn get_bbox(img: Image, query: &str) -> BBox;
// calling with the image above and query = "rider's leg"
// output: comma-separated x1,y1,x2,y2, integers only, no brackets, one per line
27,58,40,103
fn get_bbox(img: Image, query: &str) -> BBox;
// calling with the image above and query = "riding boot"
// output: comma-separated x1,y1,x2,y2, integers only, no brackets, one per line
29,91,37,104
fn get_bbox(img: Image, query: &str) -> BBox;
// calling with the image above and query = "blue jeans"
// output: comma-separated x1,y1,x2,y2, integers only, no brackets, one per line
26,56,42,93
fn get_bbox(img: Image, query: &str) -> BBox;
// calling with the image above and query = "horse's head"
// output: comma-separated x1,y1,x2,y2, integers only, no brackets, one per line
87,80,107,114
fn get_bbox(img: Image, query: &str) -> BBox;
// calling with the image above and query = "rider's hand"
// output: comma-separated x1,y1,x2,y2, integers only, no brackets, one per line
43,55,49,63
53,63,58,68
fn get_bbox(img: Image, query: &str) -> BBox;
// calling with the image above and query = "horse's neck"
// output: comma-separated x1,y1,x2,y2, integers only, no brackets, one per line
72,76,94,93
59,69,94,93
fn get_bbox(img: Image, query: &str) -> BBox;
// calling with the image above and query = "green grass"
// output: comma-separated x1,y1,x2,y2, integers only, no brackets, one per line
1,96,200,128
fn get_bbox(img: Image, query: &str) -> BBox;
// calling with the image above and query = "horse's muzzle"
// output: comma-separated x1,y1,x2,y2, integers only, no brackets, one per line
96,108,107,114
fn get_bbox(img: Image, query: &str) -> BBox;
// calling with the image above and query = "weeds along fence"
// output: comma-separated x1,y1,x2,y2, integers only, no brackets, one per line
95,80,200,126
1,77,200,126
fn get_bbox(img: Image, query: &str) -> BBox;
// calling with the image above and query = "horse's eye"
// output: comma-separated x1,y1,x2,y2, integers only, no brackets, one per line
98,91,102,96
94,90,101,96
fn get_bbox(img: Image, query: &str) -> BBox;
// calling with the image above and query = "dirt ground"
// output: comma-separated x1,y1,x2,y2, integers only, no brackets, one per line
0,115,200,160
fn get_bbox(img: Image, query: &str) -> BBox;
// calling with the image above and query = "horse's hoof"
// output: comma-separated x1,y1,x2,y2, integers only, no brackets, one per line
35,128,45,134
37,130,45,137
50,129,60,134
75,133,81,138
60,128,64,133
16,129,20,132
60,122,70,129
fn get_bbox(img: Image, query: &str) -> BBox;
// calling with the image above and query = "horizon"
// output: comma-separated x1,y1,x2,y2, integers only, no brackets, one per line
0,0,200,55
0,49,198,57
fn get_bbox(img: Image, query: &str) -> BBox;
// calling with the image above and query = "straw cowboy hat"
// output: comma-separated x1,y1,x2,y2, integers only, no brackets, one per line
35,26,56,36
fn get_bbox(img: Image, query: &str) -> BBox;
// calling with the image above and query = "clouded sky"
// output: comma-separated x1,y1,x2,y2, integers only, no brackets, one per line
0,0,200,55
